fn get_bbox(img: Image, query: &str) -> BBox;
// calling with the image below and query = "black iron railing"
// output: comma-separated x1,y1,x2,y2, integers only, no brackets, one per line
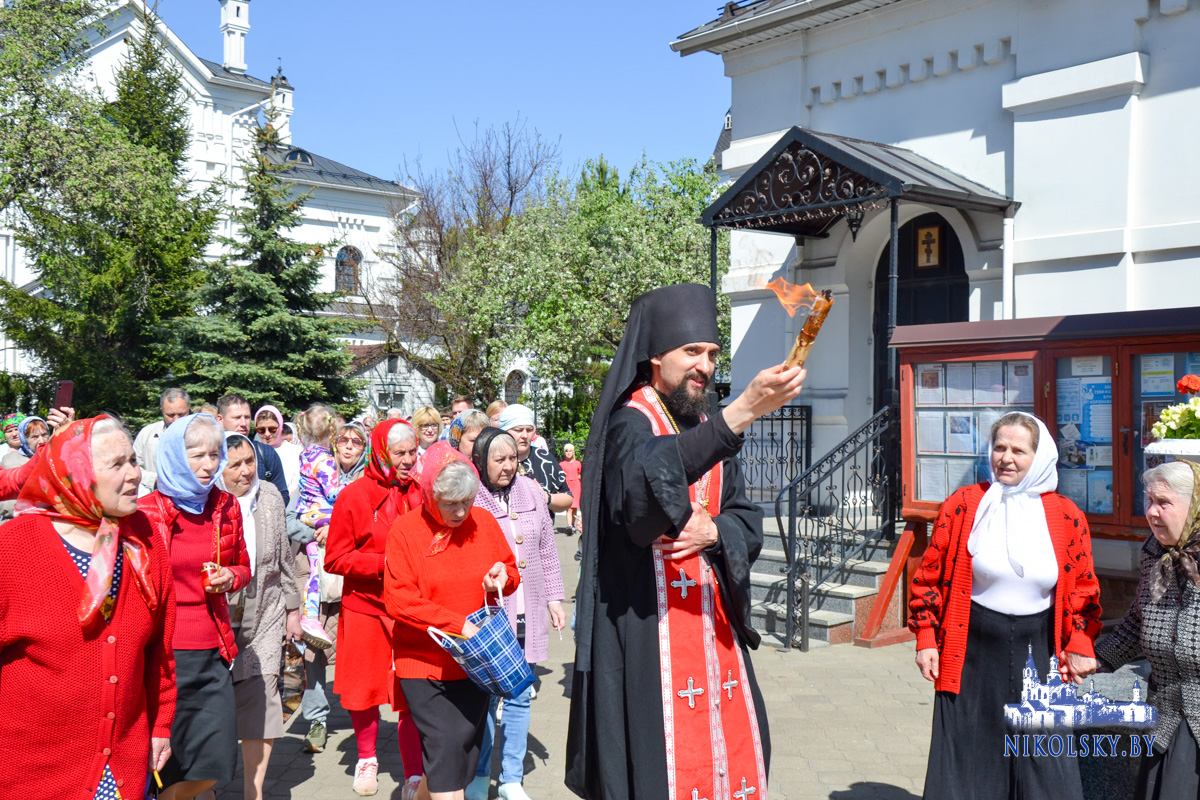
728,405,813,504
773,404,900,651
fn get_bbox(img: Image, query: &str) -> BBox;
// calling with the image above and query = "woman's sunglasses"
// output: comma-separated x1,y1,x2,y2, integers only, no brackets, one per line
336,436,365,448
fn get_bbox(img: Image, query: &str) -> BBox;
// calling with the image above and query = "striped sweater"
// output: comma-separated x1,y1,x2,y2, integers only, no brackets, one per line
908,483,1103,694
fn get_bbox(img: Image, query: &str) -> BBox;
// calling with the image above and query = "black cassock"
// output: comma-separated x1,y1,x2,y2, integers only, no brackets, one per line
566,402,771,799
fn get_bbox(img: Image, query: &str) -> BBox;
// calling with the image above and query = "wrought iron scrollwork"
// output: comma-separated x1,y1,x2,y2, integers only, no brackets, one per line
714,142,889,227
773,405,900,650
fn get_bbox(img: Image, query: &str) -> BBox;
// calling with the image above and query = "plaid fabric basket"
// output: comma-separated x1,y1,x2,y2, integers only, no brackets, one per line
428,595,535,700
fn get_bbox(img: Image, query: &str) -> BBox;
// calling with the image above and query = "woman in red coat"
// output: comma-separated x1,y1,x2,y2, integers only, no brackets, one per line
384,442,520,800
909,412,1102,800
139,413,251,800
0,415,177,800
325,419,424,798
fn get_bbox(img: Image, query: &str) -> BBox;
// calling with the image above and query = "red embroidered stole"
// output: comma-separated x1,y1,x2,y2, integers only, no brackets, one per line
624,385,768,800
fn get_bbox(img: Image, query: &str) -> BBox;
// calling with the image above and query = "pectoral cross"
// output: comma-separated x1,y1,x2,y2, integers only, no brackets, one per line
734,778,757,798
677,677,704,709
670,569,697,599
723,670,739,700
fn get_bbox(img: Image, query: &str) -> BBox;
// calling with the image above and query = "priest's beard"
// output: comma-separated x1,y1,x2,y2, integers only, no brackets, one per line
662,370,712,422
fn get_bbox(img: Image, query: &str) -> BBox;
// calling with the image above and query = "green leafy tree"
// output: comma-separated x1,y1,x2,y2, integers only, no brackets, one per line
0,0,217,426
443,155,729,394
367,118,560,403
179,117,361,417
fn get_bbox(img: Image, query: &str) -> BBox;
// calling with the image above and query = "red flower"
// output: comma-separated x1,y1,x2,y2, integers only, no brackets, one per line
1179,375,1200,395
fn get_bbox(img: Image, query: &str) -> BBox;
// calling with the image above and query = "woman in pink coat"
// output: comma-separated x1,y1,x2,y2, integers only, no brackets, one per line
466,428,565,800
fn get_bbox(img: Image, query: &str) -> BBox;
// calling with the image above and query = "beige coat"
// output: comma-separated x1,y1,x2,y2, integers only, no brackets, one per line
229,482,301,682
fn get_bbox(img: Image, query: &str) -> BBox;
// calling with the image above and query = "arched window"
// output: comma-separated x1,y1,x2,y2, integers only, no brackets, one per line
335,245,362,293
504,370,526,404
284,148,313,166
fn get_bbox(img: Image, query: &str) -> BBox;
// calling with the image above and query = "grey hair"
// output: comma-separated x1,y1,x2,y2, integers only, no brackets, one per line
1143,461,1196,500
433,461,479,503
184,415,225,451
92,416,133,446
460,410,490,433
386,421,418,447
488,432,518,458
160,387,190,408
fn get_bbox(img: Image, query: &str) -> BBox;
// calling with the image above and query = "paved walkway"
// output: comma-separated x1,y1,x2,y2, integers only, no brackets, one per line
213,531,934,799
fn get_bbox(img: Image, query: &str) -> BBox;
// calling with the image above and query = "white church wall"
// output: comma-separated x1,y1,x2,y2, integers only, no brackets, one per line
694,0,1200,431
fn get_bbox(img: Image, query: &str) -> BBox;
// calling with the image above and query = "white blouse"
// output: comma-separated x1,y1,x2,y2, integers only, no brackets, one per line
970,503,1059,616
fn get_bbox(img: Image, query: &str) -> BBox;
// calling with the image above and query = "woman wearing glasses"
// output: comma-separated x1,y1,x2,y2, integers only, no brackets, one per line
412,406,443,456
254,405,302,503
291,422,370,754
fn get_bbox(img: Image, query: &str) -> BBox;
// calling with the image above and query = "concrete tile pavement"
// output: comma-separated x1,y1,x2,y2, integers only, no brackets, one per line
210,528,934,799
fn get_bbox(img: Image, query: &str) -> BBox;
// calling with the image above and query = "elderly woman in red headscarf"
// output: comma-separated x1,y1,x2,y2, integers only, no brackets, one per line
384,442,521,800
0,416,178,799
325,419,425,798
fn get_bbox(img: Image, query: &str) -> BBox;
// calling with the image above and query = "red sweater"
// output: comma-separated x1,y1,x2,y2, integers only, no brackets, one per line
0,450,38,499
384,505,520,680
908,483,1103,693
326,477,418,616
0,513,177,799
139,490,251,661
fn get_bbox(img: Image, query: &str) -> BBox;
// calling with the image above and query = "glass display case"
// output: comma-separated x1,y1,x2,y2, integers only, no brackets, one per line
892,307,1200,539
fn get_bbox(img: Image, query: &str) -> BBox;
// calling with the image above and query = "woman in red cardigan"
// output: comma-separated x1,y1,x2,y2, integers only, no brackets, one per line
139,413,251,800
325,418,424,798
909,411,1102,800
384,442,520,800
0,415,176,800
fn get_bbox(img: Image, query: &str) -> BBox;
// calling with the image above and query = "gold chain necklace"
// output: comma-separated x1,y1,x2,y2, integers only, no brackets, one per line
652,390,712,512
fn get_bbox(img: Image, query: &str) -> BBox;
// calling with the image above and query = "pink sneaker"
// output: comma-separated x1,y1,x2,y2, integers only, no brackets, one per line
301,617,333,650
353,757,379,796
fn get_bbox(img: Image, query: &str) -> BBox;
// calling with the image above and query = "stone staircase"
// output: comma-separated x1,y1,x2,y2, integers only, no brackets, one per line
750,515,903,647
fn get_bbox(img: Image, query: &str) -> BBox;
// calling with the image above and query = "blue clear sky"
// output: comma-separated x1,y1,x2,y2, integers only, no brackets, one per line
156,1,730,185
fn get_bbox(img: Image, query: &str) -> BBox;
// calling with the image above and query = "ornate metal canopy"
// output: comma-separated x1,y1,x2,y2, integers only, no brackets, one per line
702,126,1015,238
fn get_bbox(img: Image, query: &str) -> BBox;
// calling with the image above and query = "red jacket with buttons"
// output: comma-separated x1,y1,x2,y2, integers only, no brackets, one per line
139,489,251,663
0,513,177,800
908,483,1103,694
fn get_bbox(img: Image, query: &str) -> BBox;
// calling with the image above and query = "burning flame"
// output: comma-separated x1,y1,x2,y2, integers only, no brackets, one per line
760,277,821,318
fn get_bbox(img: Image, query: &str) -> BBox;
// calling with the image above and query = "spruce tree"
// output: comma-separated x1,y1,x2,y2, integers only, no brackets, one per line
180,116,360,416
0,0,216,426
108,2,190,172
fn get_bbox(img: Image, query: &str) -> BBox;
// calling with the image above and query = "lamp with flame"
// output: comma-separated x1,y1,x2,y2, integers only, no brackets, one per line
761,277,834,369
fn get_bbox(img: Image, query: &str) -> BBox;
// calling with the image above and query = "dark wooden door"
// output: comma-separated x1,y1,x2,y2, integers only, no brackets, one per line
873,213,968,411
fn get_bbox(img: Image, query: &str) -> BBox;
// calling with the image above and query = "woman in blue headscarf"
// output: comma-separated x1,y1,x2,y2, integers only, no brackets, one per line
138,413,252,800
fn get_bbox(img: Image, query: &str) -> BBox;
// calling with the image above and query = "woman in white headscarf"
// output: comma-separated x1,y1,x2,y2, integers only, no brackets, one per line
909,411,1103,800
215,432,301,800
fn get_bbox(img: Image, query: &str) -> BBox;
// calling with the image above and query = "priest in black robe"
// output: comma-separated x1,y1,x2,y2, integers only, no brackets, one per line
566,283,805,800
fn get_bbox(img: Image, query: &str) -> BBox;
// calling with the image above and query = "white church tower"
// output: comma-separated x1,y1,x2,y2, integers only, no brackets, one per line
219,0,250,74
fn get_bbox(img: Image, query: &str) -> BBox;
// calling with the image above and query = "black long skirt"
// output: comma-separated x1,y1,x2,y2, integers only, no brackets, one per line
158,648,239,786
401,677,491,793
922,602,1084,800
1138,717,1200,799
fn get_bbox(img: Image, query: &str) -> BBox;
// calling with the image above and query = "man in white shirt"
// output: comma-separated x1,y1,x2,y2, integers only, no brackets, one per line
133,388,190,496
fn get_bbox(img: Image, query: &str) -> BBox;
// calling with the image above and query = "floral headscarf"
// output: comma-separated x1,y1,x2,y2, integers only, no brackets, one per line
254,405,286,448
420,441,478,555
2,412,26,433
14,416,157,627
17,415,48,458
365,419,423,512
1150,461,1200,603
